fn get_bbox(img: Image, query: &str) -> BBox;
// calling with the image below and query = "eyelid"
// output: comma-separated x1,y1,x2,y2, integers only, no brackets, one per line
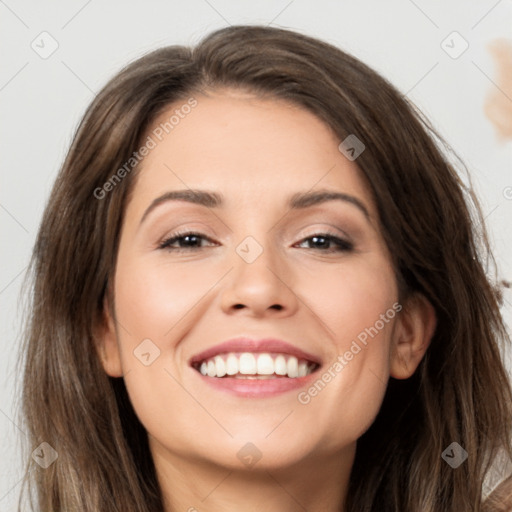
296,223,352,242
156,222,216,244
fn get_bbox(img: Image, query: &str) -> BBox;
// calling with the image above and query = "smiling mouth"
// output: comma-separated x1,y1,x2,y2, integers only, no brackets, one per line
192,352,320,379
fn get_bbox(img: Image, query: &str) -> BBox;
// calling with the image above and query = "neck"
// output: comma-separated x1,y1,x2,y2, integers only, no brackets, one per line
150,437,355,512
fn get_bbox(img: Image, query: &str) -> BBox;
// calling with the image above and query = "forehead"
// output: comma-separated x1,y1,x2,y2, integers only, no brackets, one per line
128,90,374,217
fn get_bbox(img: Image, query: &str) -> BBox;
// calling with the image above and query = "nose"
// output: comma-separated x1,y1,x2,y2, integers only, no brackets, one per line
220,239,299,318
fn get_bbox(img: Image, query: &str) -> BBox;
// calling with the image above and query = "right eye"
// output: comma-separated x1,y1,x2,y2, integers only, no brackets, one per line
158,231,217,252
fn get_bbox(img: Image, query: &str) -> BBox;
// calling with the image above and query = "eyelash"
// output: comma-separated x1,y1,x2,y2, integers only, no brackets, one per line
158,230,354,253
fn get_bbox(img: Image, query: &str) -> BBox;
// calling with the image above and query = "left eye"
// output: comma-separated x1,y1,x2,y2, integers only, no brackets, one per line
158,231,353,253
295,233,353,253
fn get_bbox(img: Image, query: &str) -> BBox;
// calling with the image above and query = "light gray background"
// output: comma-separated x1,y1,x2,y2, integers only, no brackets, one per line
1,1,511,509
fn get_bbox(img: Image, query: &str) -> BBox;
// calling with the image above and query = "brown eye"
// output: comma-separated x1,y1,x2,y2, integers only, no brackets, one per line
159,232,216,251
295,233,353,253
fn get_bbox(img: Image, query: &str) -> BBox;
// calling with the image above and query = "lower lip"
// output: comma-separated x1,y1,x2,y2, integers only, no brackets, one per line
193,369,319,398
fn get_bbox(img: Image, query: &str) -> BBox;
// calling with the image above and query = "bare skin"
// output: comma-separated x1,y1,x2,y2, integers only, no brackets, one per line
484,38,512,143
96,89,436,512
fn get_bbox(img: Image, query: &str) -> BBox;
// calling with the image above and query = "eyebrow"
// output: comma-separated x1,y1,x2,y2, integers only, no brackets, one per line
139,188,370,225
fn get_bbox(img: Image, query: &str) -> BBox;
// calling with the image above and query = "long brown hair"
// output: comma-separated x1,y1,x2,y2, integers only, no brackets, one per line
17,25,512,511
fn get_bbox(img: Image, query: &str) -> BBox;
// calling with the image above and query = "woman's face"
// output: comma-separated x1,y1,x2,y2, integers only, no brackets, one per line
98,89,428,473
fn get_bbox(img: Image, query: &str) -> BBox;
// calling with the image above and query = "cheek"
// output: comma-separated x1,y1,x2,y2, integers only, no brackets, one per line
293,257,397,438
111,255,224,421
111,256,212,444
303,254,398,348
114,257,215,349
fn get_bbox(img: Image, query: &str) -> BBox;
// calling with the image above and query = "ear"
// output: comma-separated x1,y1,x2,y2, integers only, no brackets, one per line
390,293,437,379
94,293,124,377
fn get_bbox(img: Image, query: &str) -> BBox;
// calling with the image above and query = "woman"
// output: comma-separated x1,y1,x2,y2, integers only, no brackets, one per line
18,25,512,511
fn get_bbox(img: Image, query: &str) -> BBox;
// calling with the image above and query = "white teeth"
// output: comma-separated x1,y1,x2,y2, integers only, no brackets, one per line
274,355,287,375
256,353,275,375
207,360,216,378
287,357,298,378
239,353,257,374
196,352,317,379
214,356,226,377
226,354,238,375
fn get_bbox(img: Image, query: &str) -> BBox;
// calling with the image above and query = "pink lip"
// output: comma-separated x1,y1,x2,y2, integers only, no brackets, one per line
194,371,319,398
189,337,322,366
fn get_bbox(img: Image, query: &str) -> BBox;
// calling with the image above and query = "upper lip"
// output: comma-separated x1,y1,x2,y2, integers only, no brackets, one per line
189,337,323,367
